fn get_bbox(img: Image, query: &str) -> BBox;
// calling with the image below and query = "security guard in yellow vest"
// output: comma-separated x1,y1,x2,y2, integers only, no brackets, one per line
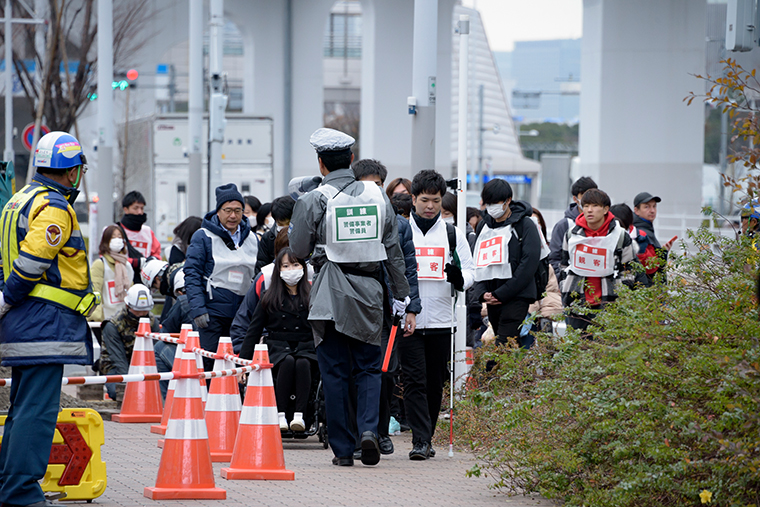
0,131,97,507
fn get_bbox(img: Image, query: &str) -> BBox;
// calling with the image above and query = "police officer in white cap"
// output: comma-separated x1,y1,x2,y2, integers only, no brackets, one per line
289,128,410,467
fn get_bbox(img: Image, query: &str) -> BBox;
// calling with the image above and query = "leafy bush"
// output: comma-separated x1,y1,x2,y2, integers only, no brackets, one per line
456,227,760,506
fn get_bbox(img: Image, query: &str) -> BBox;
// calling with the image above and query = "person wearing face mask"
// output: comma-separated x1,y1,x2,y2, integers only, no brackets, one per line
0,131,98,507
255,195,296,274
89,225,135,322
240,248,316,433
98,284,160,401
184,183,259,373
441,191,477,250
404,170,476,460
472,179,542,348
119,190,162,281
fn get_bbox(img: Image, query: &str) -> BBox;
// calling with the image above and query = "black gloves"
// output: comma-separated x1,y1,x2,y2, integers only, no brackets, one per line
445,263,465,292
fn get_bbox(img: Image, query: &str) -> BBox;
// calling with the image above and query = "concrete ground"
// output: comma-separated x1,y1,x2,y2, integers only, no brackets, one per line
61,420,554,507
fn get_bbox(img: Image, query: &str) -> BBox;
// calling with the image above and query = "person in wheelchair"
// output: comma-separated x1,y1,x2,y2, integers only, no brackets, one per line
239,247,316,432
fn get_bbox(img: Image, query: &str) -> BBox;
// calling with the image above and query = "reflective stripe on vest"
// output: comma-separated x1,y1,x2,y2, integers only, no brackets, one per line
316,181,387,263
473,223,514,282
0,183,97,315
0,340,87,358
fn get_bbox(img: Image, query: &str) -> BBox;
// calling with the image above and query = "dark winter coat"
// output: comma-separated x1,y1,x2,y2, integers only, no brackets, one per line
548,202,580,277
254,226,277,275
184,211,256,321
239,294,316,367
382,216,422,314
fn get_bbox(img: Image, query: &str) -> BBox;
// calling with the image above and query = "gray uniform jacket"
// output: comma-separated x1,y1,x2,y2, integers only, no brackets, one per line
289,168,410,347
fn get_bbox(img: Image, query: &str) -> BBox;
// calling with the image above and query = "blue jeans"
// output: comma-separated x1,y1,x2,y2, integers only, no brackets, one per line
0,364,64,506
316,322,382,458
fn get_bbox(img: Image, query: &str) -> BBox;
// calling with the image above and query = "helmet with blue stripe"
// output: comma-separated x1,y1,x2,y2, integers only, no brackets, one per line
33,131,87,170
741,199,760,221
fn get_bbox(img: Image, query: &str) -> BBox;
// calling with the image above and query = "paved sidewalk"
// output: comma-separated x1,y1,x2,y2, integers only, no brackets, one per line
80,420,553,507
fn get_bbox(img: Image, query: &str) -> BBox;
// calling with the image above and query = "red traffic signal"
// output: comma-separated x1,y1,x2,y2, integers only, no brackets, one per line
126,69,139,81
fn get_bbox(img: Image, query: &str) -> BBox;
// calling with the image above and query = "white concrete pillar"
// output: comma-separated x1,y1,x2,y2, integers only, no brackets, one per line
290,0,335,180
359,0,414,179
435,0,457,178
580,0,705,213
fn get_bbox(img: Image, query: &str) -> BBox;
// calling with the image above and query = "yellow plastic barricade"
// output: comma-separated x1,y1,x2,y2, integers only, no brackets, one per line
0,408,107,501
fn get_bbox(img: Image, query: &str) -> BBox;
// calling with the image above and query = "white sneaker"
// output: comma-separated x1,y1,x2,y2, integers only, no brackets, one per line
290,412,306,432
278,412,288,431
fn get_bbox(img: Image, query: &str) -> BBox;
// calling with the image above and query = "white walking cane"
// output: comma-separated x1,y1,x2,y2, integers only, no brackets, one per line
449,285,456,458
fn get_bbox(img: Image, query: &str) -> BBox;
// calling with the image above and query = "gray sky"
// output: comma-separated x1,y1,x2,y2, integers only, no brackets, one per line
462,0,583,52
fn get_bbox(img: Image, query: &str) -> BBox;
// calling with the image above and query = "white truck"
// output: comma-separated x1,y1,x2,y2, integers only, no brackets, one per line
122,114,274,245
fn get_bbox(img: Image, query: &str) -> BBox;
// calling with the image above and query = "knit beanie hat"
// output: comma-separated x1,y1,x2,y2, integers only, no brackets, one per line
215,183,244,211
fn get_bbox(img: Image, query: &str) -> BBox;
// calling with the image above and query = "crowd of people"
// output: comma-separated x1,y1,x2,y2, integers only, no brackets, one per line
80,127,679,466
0,127,682,506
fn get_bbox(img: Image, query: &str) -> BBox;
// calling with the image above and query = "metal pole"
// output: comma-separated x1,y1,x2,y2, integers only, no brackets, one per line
410,0,437,171
188,0,203,216
207,0,227,205
454,13,469,397
478,84,484,190
97,0,114,243
282,0,292,196
4,0,13,164
719,108,728,216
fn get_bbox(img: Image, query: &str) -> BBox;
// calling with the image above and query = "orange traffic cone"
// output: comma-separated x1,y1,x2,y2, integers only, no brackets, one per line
112,318,163,423
185,331,208,405
151,323,192,435
144,345,226,500
221,344,294,480
206,336,242,462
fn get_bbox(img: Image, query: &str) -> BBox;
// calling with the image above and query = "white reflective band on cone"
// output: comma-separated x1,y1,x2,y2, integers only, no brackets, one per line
133,336,153,352
239,405,278,425
205,393,242,412
245,372,273,387
165,418,209,440
128,364,158,375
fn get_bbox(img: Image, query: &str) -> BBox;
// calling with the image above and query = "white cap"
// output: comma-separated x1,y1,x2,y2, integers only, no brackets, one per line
309,128,355,153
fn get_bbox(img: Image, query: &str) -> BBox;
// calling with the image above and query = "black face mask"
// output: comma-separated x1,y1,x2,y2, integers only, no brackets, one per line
66,188,80,206
125,310,142,325
121,213,147,231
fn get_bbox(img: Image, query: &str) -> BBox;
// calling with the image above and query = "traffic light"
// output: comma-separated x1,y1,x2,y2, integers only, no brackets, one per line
87,69,138,100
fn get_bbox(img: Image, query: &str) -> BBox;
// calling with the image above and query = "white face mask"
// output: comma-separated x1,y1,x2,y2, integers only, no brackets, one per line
280,267,304,286
442,216,455,225
265,216,275,229
109,238,125,253
485,203,506,219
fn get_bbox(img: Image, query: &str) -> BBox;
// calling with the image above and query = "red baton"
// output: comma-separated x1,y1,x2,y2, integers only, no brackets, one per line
382,314,403,373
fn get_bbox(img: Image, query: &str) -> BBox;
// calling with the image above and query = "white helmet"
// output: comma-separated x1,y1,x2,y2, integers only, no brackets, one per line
125,284,154,311
173,269,185,296
140,259,168,288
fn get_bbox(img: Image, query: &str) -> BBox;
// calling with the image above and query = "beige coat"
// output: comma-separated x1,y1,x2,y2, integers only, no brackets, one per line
528,267,562,318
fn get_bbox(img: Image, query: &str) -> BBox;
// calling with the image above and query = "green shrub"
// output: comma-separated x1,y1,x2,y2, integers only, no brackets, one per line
457,227,760,506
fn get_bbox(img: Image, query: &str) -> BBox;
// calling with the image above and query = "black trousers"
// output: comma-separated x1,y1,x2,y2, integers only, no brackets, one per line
486,298,531,346
398,328,451,445
275,355,311,414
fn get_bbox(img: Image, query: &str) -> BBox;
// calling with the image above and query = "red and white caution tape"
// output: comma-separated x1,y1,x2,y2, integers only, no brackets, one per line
0,363,266,387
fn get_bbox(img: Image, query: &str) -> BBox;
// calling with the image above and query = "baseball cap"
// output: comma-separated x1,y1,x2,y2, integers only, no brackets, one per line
634,192,661,208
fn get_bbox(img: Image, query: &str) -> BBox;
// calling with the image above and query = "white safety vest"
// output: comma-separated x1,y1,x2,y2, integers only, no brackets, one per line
201,228,258,298
473,223,515,282
316,181,387,263
567,227,625,278
411,219,450,282
101,257,127,320
124,225,155,258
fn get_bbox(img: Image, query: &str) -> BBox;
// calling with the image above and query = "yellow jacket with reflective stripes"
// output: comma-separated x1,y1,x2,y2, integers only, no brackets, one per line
0,174,93,366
